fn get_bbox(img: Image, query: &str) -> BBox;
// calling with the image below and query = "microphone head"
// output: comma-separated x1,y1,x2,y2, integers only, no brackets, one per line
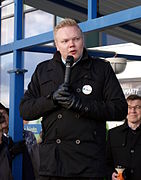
66,56,74,66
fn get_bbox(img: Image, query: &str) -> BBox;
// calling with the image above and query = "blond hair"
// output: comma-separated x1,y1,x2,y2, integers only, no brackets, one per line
54,18,83,41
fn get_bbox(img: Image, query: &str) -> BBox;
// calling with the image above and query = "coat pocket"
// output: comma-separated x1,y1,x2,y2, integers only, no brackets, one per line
39,143,57,174
40,78,55,96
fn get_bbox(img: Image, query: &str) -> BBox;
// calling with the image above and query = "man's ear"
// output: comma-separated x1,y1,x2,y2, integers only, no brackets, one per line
55,41,59,51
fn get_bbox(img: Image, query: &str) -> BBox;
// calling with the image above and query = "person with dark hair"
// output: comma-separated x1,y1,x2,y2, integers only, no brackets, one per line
20,18,127,180
0,103,13,180
0,102,39,180
106,94,141,180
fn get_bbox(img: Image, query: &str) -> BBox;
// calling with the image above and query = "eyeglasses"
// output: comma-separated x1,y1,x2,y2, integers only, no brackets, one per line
128,105,141,110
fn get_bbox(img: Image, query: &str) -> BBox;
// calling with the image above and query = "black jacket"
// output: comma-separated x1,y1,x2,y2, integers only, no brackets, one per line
0,144,13,180
0,132,38,180
20,49,127,178
106,121,141,180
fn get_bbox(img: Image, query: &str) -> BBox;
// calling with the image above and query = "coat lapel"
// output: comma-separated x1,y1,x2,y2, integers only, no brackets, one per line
48,49,92,86
47,55,65,87
70,57,92,84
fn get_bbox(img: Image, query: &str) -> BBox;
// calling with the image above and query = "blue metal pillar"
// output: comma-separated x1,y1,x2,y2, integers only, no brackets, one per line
88,0,97,20
101,32,107,46
8,0,24,179
86,0,99,48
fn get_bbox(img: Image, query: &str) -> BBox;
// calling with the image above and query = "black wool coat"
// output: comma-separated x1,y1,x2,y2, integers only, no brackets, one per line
20,49,127,178
106,121,141,180
0,144,13,180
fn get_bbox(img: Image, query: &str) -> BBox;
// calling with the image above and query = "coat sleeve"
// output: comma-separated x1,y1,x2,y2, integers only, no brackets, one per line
19,65,57,120
0,145,13,180
79,62,128,121
106,130,115,180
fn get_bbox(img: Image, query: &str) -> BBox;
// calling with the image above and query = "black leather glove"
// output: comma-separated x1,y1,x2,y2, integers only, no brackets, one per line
53,83,82,110
58,92,82,110
52,83,70,105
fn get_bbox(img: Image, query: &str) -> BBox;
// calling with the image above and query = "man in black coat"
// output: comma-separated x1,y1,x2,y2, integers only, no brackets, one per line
0,103,13,180
0,103,39,180
19,18,127,180
106,94,141,180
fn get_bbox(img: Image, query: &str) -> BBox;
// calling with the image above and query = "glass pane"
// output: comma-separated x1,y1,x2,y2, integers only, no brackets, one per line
0,53,13,107
1,0,14,18
24,10,54,38
1,17,14,44
24,52,53,88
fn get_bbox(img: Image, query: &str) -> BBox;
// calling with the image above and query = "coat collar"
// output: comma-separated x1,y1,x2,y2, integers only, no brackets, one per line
53,48,92,70
51,48,93,85
121,119,141,132
121,120,129,131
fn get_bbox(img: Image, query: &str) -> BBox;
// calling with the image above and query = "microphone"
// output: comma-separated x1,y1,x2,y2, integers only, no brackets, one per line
64,56,74,84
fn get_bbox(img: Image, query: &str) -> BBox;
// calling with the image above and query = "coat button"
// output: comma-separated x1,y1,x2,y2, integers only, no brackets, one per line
75,139,81,144
75,113,80,119
130,149,134,153
76,88,81,93
93,131,97,136
47,94,51,98
57,114,62,119
56,139,61,144
84,107,89,112
131,169,134,174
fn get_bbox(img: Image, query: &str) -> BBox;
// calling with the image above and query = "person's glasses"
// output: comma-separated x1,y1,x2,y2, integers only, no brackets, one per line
128,105,141,110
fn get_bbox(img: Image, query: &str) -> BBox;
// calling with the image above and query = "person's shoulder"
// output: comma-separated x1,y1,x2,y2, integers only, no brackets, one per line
23,130,37,145
108,123,125,134
91,56,110,65
35,59,54,74
23,129,35,138
107,123,126,143
37,59,53,69
89,56,111,72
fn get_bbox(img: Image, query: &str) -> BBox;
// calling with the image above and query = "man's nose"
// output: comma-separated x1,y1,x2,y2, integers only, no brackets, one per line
69,40,75,47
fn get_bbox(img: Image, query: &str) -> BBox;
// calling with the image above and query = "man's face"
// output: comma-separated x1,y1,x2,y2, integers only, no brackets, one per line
55,26,84,62
0,109,9,134
127,99,141,125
